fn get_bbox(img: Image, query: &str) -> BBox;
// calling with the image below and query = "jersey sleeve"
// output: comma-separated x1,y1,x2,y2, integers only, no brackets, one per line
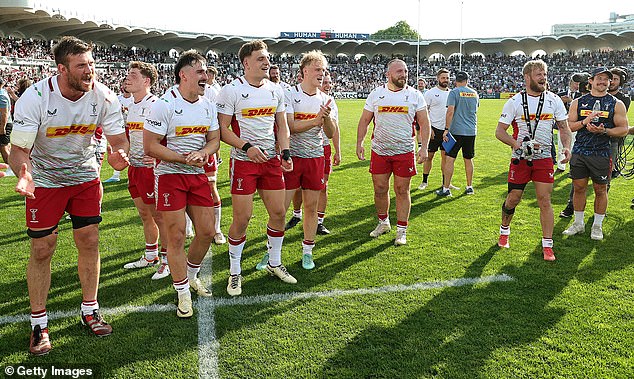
12,84,43,134
215,84,236,116
498,98,516,125
275,85,286,113
423,90,433,109
330,98,339,122
144,98,171,136
363,89,376,112
101,96,126,136
552,95,568,121
416,90,427,112
284,88,294,114
208,101,219,132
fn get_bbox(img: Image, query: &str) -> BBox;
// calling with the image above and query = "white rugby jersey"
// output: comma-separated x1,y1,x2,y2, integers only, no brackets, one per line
322,99,339,147
216,76,285,161
423,86,450,130
144,86,219,176
118,94,134,123
285,85,333,158
499,90,567,160
204,84,219,103
13,76,125,188
364,84,426,156
127,93,158,167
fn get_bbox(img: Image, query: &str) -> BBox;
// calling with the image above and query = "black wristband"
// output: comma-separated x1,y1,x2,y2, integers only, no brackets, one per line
241,142,253,152
281,149,291,161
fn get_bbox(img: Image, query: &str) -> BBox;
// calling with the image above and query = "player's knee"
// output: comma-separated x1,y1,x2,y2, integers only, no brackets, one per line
70,215,102,229
502,201,516,216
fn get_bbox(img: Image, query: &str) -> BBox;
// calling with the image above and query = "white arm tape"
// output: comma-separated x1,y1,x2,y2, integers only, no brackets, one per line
10,129,37,149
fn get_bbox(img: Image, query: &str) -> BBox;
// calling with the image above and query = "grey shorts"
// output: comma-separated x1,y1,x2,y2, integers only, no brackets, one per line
569,154,611,184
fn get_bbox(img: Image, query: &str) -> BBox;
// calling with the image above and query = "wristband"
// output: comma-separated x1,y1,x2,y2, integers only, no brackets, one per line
281,149,291,161
241,142,253,152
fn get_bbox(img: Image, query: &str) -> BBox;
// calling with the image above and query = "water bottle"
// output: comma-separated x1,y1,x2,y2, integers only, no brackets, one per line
592,100,601,123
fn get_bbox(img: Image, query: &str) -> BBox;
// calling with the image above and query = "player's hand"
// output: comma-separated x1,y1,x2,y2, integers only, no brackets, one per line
586,123,606,134
15,163,35,199
0,163,7,178
246,145,268,163
561,148,571,164
142,154,156,166
416,148,428,164
281,157,293,172
107,146,129,171
333,152,341,166
186,151,207,167
442,130,449,142
356,145,365,161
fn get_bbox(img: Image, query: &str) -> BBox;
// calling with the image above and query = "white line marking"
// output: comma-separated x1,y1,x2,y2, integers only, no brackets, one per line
0,274,514,326
197,249,219,379
209,273,514,307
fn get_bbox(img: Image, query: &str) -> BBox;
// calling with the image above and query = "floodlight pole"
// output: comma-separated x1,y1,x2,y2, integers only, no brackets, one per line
459,0,463,71
417,0,421,81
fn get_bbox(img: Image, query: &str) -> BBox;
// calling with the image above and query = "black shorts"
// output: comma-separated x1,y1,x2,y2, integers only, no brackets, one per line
569,154,611,184
446,135,476,159
428,127,445,153
0,123,12,146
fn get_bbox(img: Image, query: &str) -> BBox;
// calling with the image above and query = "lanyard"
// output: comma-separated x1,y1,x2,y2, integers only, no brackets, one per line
520,91,545,140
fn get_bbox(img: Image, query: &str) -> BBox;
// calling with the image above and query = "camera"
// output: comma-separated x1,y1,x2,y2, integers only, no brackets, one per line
512,136,542,167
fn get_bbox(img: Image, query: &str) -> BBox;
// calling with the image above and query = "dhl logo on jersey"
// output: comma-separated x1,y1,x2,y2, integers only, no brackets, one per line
460,92,477,98
46,124,97,138
378,106,408,113
241,107,276,118
127,122,144,131
175,126,209,136
521,114,554,121
294,113,318,120
580,110,610,118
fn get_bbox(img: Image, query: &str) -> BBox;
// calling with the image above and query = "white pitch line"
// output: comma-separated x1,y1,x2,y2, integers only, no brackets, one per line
209,273,514,308
0,274,514,327
0,303,176,325
197,248,219,379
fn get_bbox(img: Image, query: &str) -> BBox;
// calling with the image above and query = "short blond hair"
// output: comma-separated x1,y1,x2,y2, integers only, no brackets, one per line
522,59,547,76
299,50,328,73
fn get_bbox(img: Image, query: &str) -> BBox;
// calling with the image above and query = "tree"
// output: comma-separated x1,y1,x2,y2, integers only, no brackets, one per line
372,21,420,41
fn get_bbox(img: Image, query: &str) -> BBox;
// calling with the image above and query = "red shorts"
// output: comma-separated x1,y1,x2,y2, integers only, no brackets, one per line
508,158,554,184
128,166,157,205
156,173,213,211
284,156,325,191
323,144,332,175
369,151,417,177
26,179,102,229
229,157,285,195
204,154,217,173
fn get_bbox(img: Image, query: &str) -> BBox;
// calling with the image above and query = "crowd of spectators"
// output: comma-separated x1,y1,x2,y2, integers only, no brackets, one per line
1,36,633,97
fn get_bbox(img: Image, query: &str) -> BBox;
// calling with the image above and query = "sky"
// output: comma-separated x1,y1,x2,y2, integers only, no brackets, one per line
40,0,634,40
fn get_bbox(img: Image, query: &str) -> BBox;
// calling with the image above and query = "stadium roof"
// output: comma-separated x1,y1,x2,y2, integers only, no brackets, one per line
1,0,633,59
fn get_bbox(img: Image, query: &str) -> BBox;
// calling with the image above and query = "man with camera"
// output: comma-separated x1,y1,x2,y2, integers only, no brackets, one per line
495,60,572,261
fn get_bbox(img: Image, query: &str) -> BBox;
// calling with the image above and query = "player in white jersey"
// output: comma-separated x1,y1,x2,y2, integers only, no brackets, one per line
216,40,297,296
495,60,572,261
419,68,454,191
9,37,129,355
270,64,292,91
119,61,171,279
357,59,430,246
285,71,340,235
144,51,220,318
201,67,226,245
274,51,334,270
103,86,133,183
